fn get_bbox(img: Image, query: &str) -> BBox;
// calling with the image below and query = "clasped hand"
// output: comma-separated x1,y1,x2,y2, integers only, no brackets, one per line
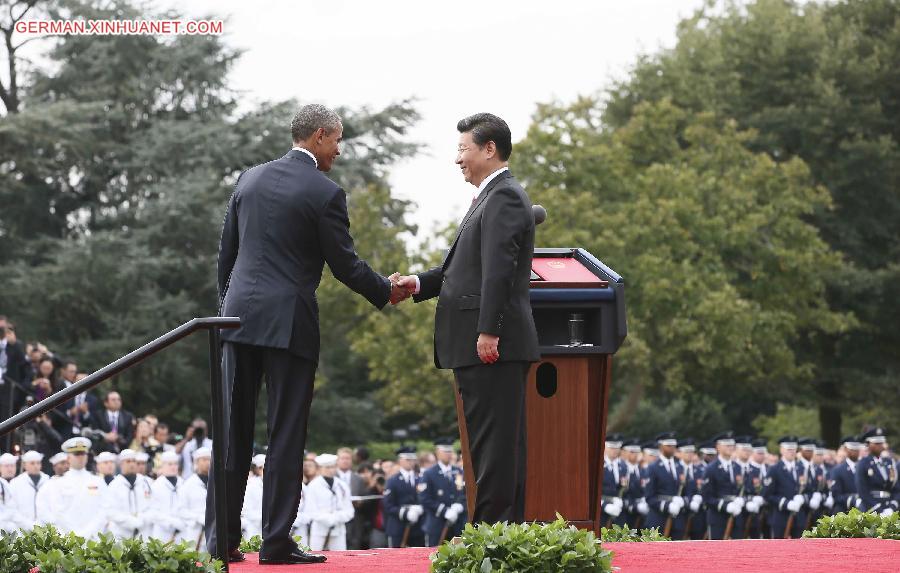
388,273,416,305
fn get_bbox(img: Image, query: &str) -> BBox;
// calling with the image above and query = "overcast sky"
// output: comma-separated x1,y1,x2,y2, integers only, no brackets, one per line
162,0,707,234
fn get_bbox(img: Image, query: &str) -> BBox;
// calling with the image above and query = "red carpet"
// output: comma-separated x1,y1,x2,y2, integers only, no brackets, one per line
234,539,899,572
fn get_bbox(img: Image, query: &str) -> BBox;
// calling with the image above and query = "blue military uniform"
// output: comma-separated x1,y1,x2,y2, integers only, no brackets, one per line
797,438,827,528
601,434,629,527
620,438,647,529
701,432,744,540
383,447,425,547
855,428,899,515
643,432,688,539
418,441,467,546
677,438,705,541
764,436,808,538
828,436,863,514
743,438,770,538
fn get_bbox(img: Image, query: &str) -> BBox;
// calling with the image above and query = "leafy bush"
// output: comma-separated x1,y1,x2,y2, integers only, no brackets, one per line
599,524,669,542
803,509,900,540
430,516,613,572
0,525,222,573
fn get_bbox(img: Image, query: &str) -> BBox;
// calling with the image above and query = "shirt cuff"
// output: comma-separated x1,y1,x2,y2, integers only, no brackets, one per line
413,275,421,295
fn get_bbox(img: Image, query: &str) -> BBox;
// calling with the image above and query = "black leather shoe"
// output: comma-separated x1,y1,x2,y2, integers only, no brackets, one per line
228,549,246,563
259,549,327,565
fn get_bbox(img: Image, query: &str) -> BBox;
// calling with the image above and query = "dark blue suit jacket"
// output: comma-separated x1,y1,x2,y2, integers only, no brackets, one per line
383,472,423,540
218,150,391,361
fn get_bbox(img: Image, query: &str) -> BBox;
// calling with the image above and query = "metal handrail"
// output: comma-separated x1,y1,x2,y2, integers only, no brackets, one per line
0,316,239,570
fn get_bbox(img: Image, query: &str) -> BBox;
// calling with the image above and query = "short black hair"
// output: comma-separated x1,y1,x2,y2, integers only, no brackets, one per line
457,113,512,161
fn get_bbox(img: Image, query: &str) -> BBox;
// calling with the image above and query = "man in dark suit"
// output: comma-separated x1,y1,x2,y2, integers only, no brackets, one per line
90,391,135,453
397,113,540,525
207,104,408,565
0,316,31,440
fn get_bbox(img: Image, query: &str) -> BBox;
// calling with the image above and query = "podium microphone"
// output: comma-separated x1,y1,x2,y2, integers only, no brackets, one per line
533,204,547,226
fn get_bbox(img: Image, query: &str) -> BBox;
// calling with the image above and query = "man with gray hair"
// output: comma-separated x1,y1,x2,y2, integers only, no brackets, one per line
208,103,409,565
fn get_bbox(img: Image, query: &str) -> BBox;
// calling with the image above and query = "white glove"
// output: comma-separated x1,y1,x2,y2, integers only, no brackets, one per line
668,501,682,517
824,495,834,509
444,507,460,523
611,497,624,508
450,502,465,515
637,500,649,515
809,492,822,510
881,508,895,518
733,497,745,509
690,495,702,513
752,496,765,507
787,499,802,513
792,494,806,507
406,505,423,523
745,500,760,513
604,502,622,517
726,501,742,516
671,496,685,509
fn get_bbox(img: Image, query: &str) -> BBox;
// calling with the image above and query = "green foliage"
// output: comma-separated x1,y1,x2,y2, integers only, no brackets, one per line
237,535,307,554
0,525,222,572
598,524,669,542
515,98,848,434
430,516,613,573
804,509,900,540
601,0,900,439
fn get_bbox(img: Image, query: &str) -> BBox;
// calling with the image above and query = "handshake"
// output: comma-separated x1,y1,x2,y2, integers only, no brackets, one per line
388,273,418,305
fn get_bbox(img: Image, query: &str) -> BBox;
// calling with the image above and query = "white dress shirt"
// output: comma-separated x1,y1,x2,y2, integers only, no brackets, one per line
291,146,318,168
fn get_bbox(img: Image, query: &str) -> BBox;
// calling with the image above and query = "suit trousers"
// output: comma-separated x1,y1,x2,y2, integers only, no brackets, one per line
454,361,529,525
206,342,317,558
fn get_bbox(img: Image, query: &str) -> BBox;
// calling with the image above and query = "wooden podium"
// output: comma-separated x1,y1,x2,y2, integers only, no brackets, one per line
456,248,627,534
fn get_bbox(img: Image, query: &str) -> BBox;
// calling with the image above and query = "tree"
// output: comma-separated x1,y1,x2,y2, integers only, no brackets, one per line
513,97,849,435
602,0,900,443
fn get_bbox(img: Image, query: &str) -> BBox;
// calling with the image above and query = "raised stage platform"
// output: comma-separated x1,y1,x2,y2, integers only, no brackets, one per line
233,538,899,572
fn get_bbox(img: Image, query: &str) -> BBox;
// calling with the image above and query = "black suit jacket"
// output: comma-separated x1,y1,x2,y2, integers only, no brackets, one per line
90,408,135,452
414,170,540,369
218,149,391,361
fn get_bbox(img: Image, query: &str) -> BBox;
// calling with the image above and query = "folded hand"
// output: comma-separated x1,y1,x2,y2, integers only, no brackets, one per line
388,273,414,305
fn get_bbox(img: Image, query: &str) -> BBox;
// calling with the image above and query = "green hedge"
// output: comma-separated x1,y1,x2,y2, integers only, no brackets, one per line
430,516,613,572
598,524,669,542
0,526,222,573
803,509,900,540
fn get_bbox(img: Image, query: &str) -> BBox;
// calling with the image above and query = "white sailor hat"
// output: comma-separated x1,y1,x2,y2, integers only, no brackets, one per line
49,452,68,465
315,453,337,467
251,454,266,467
118,449,137,462
160,451,180,464
0,453,18,465
61,436,92,453
135,452,150,463
21,450,43,463
96,451,117,463
192,447,211,460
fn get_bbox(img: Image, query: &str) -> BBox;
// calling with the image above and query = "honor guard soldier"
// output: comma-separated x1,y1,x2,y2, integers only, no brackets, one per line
644,432,688,539
0,453,24,533
743,438,769,538
813,441,834,516
601,433,628,527
49,452,68,477
419,439,466,546
829,436,863,514
178,446,211,548
0,452,17,481
242,454,265,538
676,438,705,540
734,436,764,538
701,431,745,539
150,450,184,541
95,451,118,485
384,446,425,547
296,454,354,551
9,450,50,530
106,449,154,539
620,438,647,528
699,441,717,466
35,437,109,539
765,436,808,538
134,452,150,477
855,428,898,516
797,438,825,527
